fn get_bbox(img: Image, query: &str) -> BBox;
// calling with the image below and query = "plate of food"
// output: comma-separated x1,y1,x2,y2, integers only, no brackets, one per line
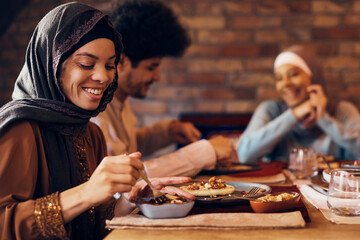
199,163,262,175
178,176,271,203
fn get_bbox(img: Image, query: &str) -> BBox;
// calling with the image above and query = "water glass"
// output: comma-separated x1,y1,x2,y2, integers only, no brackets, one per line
327,169,360,216
288,148,317,179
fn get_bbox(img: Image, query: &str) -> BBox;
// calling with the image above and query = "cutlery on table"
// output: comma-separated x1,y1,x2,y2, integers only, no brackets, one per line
139,170,168,204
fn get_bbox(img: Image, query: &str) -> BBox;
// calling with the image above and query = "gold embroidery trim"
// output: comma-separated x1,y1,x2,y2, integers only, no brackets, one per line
34,192,68,239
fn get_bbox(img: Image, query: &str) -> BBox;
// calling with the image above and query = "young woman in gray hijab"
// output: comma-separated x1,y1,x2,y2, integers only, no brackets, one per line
238,45,360,164
0,2,193,239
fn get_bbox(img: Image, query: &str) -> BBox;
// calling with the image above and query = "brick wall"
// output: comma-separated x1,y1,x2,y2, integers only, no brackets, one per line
1,0,360,128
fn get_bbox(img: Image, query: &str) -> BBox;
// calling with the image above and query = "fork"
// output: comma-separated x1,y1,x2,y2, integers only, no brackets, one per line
139,170,168,204
233,186,263,200
244,186,262,197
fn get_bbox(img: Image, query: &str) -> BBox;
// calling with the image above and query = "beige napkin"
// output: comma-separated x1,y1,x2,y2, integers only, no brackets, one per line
300,184,360,224
195,172,286,184
106,211,305,230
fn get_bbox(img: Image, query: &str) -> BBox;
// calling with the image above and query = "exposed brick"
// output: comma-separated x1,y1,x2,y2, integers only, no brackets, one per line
181,17,225,30
188,59,244,73
223,44,279,57
185,45,223,57
160,59,187,71
194,101,224,113
312,1,347,13
255,29,289,43
355,1,360,12
147,86,199,100
256,0,291,14
355,43,360,55
229,16,282,29
343,15,360,26
323,70,341,85
343,71,360,83
257,87,279,100
168,101,196,114
234,88,257,99
339,43,356,55
201,88,236,100
246,58,274,71
312,28,360,40
225,100,259,113
313,15,339,27
222,1,253,14
315,43,338,56
198,30,252,44
285,15,314,28
322,57,360,70
129,99,168,114
229,72,275,87
170,73,226,85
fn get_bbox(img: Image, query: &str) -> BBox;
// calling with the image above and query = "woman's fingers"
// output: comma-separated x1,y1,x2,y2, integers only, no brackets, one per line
83,153,144,205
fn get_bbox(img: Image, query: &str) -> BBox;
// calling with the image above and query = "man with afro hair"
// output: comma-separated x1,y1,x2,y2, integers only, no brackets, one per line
92,0,237,178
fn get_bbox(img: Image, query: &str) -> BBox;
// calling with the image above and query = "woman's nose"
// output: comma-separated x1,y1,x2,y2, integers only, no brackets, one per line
93,67,112,83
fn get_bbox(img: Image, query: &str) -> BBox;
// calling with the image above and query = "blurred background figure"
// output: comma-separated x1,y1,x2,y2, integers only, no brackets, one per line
92,0,238,178
238,45,360,164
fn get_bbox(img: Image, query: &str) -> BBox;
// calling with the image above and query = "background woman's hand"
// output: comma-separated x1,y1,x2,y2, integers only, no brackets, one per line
307,84,328,121
292,100,316,128
81,152,143,206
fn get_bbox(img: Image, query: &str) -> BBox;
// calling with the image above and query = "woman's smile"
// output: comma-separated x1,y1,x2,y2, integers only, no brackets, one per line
59,38,116,110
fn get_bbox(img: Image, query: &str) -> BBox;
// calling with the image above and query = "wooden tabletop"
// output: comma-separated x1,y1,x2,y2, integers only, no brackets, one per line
105,193,360,240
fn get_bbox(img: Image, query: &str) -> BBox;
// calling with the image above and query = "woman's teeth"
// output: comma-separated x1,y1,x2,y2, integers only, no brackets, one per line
84,88,102,95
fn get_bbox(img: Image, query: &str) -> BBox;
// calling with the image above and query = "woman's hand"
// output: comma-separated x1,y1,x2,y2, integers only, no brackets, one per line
292,84,327,128
81,152,144,206
60,152,144,223
292,100,316,128
307,84,328,121
125,176,195,202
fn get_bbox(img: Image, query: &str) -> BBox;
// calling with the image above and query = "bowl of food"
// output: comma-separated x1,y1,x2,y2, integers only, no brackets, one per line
249,192,300,213
136,194,194,219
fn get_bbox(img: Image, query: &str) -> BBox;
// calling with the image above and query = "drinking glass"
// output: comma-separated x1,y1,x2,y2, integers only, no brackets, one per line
327,169,360,216
288,148,317,179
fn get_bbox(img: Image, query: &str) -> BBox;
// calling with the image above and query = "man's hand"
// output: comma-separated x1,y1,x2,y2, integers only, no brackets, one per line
168,120,201,145
208,135,239,164
125,177,195,201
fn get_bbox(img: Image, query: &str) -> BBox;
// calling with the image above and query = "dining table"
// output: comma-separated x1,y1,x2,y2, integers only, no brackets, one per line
104,162,360,240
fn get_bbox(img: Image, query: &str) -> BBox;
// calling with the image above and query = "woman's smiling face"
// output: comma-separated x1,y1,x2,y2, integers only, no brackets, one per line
59,38,116,110
274,64,312,107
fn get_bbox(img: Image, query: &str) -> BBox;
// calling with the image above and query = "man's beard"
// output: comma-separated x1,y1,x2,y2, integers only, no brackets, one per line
126,73,147,99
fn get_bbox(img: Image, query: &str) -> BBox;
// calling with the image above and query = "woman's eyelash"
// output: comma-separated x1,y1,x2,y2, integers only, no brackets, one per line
80,64,93,70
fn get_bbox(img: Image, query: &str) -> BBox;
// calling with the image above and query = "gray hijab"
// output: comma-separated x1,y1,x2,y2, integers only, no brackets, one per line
0,2,122,239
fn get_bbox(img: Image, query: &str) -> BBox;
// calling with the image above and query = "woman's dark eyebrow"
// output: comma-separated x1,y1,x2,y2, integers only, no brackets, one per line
75,53,116,60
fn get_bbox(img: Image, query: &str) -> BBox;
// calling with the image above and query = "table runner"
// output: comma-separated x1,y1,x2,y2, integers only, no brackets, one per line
106,211,305,230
